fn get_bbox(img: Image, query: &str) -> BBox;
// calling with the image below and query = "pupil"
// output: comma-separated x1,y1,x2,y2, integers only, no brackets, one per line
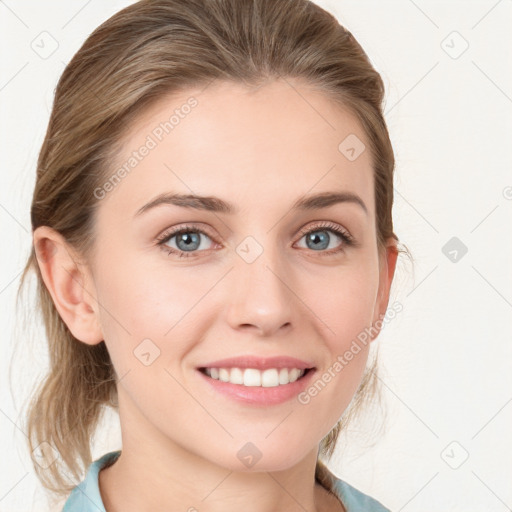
178,232,200,251
307,231,329,250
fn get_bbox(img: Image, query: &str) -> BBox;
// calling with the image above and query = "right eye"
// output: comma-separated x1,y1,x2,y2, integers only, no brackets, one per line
156,225,218,258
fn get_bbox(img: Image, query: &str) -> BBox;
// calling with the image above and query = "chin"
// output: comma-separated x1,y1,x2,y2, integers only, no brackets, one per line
211,444,310,473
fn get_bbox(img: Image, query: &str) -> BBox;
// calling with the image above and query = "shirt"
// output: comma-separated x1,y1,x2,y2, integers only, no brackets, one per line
61,450,391,512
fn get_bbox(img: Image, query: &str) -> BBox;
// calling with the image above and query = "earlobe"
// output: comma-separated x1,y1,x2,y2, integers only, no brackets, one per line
33,226,104,345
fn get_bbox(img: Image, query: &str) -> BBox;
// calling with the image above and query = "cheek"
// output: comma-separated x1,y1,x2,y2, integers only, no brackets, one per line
302,263,379,348
296,267,377,427
95,256,213,369
97,250,203,332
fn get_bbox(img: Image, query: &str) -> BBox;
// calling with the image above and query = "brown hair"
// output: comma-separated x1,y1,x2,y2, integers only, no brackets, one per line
15,0,410,498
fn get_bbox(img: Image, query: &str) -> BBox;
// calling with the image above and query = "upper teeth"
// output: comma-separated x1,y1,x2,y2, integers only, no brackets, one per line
204,367,306,387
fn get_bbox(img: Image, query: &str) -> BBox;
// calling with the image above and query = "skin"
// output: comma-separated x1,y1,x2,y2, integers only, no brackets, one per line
34,78,397,512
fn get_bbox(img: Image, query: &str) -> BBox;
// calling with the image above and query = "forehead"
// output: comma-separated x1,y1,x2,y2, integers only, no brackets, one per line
101,79,374,220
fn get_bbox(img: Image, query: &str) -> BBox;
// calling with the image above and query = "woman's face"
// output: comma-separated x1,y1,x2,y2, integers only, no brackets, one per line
82,79,396,470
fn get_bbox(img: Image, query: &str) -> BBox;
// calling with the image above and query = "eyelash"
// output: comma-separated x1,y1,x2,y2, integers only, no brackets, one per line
156,221,356,259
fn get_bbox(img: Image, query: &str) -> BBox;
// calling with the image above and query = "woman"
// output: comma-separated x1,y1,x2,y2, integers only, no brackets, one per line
20,0,407,510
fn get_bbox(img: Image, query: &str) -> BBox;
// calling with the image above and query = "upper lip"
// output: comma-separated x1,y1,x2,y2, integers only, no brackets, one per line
198,356,316,371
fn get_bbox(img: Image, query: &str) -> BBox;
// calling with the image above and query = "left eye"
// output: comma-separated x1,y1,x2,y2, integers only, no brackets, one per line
295,223,354,254
296,228,344,251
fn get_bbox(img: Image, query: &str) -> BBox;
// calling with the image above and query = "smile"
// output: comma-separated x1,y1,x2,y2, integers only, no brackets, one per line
199,367,312,387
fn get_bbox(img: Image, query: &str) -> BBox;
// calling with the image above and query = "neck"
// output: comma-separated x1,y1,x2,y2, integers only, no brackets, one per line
98,388,343,512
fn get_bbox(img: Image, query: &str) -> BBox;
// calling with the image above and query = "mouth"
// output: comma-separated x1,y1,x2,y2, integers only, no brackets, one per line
197,366,315,388
196,365,317,406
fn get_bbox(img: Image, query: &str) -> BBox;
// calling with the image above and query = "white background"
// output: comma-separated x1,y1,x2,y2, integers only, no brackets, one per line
1,1,511,511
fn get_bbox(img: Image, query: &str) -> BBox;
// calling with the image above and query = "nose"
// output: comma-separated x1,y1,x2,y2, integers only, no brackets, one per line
224,242,295,337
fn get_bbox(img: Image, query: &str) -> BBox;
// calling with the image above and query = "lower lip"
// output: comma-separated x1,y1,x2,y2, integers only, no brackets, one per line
196,368,316,406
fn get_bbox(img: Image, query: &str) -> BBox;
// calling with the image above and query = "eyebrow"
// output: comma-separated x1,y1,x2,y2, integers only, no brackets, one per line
134,190,368,218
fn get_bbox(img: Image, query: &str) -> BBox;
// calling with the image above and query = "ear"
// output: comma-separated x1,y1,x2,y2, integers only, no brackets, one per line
33,226,104,345
370,238,399,340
